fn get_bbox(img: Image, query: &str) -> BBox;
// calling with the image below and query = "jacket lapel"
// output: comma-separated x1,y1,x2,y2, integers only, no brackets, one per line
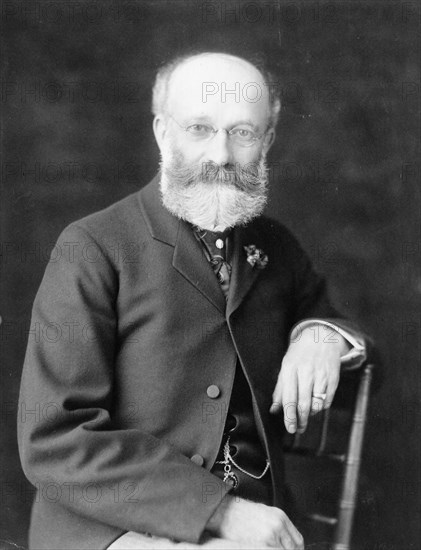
138,176,226,314
226,222,264,319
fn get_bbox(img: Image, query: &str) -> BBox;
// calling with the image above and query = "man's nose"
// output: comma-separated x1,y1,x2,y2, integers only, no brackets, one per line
205,130,233,166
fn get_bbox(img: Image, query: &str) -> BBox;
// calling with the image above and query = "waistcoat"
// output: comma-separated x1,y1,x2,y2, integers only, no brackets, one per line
193,226,273,505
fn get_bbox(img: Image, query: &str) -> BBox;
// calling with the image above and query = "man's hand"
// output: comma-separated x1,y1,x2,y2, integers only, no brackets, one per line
206,496,304,549
270,326,349,434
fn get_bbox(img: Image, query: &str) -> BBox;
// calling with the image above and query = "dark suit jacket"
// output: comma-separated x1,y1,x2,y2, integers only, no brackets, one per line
18,175,363,550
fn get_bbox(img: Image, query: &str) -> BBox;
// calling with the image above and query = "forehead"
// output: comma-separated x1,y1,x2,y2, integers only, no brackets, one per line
166,54,271,125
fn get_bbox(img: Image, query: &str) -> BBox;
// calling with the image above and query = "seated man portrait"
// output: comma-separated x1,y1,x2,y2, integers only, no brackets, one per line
18,51,367,550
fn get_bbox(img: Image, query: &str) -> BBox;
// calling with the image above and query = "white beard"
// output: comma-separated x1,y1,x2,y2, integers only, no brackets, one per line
159,142,269,232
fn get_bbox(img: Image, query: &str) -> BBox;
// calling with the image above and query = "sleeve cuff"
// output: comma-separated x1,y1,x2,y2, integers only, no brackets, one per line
290,319,367,370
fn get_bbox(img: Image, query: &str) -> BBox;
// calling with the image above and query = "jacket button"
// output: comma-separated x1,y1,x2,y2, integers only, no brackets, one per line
190,454,204,466
207,385,220,398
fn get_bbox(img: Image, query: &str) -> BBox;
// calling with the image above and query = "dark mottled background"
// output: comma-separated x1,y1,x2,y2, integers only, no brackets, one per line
1,1,419,549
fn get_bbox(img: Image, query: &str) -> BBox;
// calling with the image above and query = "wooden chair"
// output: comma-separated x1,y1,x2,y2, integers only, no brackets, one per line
283,362,375,550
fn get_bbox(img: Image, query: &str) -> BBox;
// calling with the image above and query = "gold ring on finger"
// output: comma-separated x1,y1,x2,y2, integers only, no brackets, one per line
312,393,327,400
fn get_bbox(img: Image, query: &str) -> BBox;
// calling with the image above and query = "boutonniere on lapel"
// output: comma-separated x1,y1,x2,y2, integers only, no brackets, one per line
243,244,269,270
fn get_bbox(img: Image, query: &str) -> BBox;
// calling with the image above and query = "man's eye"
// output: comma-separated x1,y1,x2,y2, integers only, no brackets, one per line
186,124,212,135
231,128,254,139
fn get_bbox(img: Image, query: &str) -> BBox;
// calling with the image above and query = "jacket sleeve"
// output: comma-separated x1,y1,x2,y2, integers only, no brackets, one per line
278,224,372,364
17,222,231,544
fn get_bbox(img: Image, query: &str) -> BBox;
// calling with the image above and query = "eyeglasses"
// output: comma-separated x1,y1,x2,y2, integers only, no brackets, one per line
168,114,267,148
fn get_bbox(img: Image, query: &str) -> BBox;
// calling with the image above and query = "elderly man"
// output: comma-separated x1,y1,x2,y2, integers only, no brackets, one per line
18,52,366,550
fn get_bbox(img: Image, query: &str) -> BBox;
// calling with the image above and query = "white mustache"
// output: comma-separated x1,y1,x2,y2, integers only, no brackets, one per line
162,160,266,191
159,145,268,231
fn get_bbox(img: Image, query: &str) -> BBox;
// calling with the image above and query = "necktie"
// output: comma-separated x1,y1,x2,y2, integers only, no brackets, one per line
193,227,232,298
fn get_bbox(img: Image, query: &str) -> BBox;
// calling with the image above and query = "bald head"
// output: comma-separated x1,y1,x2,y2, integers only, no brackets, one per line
152,52,280,129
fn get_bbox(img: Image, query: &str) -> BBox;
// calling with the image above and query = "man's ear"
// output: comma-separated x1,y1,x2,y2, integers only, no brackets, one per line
153,115,167,153
262,127,276,155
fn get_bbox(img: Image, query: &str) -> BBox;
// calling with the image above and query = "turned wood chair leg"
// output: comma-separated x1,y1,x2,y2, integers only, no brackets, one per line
333,363,374,550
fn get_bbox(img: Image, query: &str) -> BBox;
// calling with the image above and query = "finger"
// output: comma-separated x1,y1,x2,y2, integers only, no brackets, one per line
310,379,327,416
296,373,312,434
280,371,298,434
324,369,340,409
277,529,294,550
292,531,305,550
310,395,325,415
284,518,304,549
270,371,284,415
277,515,304,550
